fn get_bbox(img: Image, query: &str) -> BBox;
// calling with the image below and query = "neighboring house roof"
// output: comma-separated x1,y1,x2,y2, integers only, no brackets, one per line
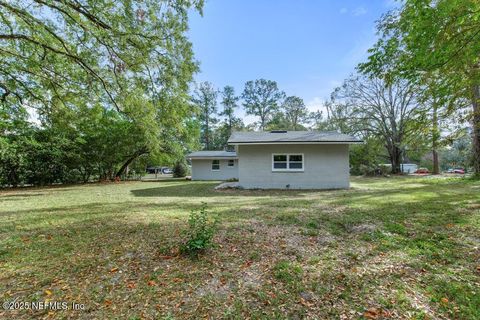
187,151,238,159
228,131,362,144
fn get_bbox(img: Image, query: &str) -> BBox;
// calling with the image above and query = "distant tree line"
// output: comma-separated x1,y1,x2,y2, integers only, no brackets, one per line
191,79,323,150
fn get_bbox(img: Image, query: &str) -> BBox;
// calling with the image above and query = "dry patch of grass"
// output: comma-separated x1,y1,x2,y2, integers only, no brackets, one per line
0,177,479,319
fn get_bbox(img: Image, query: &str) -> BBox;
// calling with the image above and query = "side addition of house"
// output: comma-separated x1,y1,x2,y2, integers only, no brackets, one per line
187,151,239,181
187,131,362,189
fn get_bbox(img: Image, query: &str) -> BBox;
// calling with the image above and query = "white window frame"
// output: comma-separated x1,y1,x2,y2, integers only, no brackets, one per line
211,159,220,171
272,153,304,172
227,159,235,168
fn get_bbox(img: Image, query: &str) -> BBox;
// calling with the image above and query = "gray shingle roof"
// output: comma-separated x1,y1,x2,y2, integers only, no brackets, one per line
187,151,237,159
228,131,362,144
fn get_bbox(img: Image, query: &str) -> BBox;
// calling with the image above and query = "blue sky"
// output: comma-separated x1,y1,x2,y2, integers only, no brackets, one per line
188,0,396,121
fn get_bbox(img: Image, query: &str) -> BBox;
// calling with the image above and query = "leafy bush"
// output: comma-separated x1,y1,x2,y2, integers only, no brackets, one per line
173,160,188,178
180,203,218,257
359,164,391,176
359,164,376,176
378,164,391,175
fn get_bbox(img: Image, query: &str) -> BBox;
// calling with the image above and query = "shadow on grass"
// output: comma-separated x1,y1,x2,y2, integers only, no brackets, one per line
130,181,319,198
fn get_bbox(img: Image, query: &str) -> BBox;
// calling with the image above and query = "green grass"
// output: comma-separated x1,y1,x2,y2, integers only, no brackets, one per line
0,176,479,319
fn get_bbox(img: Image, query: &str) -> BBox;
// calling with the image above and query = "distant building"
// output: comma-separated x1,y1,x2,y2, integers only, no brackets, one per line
380,163,418,174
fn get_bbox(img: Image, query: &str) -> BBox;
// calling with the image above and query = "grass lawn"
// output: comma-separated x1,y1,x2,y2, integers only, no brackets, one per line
0,176,479,319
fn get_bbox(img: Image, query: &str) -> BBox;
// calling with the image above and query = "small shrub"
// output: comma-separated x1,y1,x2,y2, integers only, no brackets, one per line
359,164,376,176
173,161,188,178
180,203,218,257
378,164,392,175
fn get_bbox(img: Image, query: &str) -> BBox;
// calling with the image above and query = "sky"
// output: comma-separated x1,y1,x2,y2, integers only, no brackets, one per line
188,0,397,122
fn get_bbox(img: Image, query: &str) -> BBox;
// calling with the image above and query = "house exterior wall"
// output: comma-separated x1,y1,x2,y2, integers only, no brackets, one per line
237,144,350,189
191,159,239,181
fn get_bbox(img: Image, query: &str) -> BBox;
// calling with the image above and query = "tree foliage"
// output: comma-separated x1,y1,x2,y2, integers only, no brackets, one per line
330,75,424,173
220,85,240,138
0,0,202,110
359,0,480,175
192,81,218,150
282,96,309,130
242,79,285,130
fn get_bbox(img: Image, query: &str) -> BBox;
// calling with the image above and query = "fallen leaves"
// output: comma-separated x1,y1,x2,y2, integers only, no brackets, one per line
147,280,156,287
299,298,314,307
363,307,391,319
158,255,175,260
364,307,379,319
241,260,253,269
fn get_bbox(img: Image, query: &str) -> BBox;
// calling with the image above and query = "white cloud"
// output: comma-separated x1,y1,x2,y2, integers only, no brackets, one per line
352,7,367,16
306,97,328,114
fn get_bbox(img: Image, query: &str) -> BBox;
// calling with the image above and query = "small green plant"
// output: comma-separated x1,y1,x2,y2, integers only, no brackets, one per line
273,260,303,284
180,203,218,257
173,160,188,178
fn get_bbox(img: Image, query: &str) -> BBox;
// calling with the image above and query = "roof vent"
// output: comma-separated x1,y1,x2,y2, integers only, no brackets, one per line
270,130,287,133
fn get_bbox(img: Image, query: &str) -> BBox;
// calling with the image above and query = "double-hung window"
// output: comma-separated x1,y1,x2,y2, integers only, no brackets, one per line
211,160,220,171
227,159,235,167
272,154,304,171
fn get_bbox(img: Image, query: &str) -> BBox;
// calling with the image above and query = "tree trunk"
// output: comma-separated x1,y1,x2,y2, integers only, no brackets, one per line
389,146,402,174
115,148,148,178
432,104,440,174
432,149,439,174
205,114,210,150
472,84,480,177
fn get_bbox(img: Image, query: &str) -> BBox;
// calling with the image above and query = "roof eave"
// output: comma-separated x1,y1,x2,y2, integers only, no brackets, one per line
228,141,364,145
187,156,239,159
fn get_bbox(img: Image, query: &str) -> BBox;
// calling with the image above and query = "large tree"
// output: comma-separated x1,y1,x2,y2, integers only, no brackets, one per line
282,96,309,130
220,85,240,137
359,0,480,176
0,0,204,183
192,81,218,150
242,79,285,130
331,75,424,173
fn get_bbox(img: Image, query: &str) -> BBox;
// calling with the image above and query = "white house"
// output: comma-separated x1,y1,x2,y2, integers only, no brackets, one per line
187,131,362,189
